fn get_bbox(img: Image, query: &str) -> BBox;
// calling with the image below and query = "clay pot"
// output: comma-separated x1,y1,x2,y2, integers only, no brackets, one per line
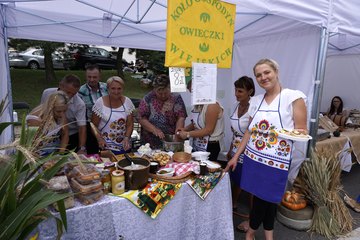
117,157,150,190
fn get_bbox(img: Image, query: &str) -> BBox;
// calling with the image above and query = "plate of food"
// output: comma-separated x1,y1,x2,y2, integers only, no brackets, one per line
276,129,312,142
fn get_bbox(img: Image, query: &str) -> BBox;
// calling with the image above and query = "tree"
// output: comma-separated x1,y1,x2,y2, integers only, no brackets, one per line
129,49,167,75
115,47,125,79
8,39,64,82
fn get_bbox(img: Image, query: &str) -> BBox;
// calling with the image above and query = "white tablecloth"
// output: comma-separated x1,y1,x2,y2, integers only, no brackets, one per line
38,174,234,240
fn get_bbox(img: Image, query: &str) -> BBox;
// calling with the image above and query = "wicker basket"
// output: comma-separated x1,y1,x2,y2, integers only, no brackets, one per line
172,152,191,163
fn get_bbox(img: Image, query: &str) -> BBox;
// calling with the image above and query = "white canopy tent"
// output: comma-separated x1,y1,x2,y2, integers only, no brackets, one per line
1,0,360,151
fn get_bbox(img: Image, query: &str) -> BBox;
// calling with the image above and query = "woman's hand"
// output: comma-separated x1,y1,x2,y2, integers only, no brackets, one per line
153,128,165,140
224,157,238,172
177,129,188,140
122,137,131,151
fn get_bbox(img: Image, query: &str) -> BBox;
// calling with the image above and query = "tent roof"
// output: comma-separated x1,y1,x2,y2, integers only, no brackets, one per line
1,0,360,55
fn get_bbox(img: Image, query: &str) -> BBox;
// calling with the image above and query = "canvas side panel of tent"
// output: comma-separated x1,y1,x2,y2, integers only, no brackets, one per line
322,55,360,112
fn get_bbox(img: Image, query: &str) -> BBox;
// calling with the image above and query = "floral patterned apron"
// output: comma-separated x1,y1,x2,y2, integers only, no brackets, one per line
191,108,209,152
230,103,249,163
100,104,128,154
240,92,294,203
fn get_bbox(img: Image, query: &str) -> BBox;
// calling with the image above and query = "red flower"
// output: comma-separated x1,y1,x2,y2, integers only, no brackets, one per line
259,120,270,130
255,139,266,150
279,140,287,147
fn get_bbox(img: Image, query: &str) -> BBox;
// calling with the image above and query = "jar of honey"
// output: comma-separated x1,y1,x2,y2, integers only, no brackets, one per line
101,169,111,194
111,170,125,195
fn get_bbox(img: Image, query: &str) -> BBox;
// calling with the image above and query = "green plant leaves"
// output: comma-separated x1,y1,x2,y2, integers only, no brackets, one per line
0,117,72,240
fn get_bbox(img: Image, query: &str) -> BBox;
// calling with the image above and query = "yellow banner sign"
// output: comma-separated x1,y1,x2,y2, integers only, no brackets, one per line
165,0,236,68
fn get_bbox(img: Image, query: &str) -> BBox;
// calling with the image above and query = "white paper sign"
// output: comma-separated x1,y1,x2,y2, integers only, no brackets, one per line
191,63,217,105
169,67,187,92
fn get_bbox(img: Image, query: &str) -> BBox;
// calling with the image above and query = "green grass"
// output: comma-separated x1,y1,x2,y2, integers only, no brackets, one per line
10,69,150,110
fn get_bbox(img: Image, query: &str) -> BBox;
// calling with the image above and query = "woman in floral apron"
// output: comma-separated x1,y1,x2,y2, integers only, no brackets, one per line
178,81,225,165
226,76,255,232
92,76,135,155
226,59,307,240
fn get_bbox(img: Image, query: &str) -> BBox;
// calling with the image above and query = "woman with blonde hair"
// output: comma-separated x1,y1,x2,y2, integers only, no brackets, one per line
26,91,69,155
91,76,135,154
226,59,308,240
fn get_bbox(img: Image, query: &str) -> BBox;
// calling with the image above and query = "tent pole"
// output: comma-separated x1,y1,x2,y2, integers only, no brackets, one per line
307,27,329,157
0,4,15,145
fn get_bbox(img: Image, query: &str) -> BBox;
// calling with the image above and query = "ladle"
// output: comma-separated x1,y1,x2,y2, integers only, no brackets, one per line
124,153,135,167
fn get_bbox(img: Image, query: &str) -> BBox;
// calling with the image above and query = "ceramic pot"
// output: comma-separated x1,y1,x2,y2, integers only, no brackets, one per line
117,157,150,190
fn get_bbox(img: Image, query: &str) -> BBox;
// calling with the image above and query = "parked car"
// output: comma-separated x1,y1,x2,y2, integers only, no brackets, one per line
9,48,64,70
63,47,128,70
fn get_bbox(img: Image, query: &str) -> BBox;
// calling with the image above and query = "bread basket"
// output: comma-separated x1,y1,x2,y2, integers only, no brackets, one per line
172,152,192,163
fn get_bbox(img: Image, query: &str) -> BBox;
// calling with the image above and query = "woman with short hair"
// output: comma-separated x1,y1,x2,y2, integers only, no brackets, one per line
91,76,135,154
138,74,187,149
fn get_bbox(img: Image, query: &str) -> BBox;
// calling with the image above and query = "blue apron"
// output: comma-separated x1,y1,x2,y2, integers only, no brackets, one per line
240,92,294,203
229,103,249,186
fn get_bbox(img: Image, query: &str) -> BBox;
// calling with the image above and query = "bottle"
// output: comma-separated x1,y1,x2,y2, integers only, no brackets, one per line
111,170,125,195
101,169,111,194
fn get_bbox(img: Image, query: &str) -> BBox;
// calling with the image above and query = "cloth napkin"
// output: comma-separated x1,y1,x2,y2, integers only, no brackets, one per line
186,171,225,200
119,180,182,219
164,162,198,176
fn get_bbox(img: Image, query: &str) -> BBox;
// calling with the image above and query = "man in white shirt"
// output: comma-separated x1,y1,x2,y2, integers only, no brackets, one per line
41,74,87,154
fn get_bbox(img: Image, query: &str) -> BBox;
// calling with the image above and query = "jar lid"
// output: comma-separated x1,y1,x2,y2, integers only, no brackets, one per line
112,170,124,176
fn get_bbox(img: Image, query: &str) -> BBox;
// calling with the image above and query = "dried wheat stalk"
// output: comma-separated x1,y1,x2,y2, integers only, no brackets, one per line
295,148,353,238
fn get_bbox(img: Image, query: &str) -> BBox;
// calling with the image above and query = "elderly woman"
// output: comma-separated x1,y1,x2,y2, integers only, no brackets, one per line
226,59,308,240
138,74,187,149
26,91,69,156
177,80,225,164
91,76,135,154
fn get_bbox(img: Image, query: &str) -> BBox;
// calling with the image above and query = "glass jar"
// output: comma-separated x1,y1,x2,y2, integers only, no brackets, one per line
101,169,111,194
111,170,125,195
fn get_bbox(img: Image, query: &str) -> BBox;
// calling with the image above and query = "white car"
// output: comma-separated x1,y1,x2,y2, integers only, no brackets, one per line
9,48,64,69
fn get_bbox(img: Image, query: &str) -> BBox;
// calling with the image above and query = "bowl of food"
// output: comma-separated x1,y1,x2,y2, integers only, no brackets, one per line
162,134,184,152
156,168,175,177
